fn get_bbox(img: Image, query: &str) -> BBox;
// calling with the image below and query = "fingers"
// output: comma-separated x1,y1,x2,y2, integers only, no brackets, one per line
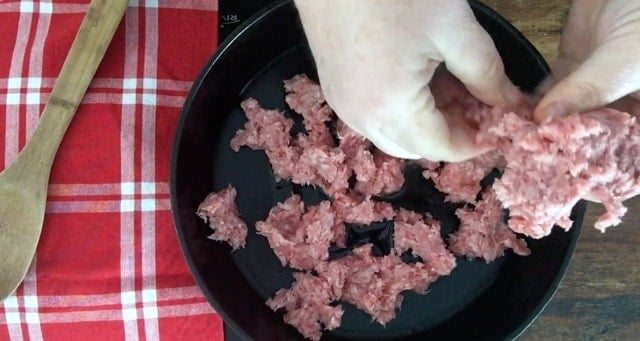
534,40,640,122
360,90,488,162
430,8,523,107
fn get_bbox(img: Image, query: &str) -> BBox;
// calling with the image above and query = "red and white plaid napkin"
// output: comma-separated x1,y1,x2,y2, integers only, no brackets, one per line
0,1,224,339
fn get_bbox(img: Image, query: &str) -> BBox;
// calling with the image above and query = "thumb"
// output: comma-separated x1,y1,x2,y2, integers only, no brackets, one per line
534,41,640,122
432,13,523,107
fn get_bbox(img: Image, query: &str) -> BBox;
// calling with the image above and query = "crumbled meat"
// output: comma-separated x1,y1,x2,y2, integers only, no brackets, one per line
255,195,336,270
196,185,248,250
449,188,530,261
422,150,504,203
489,109,640,238
335,121,405,196
354,150,406,196
267,272,344,341
336,119,371,157
264,146,303,181
332,191,395,225
296,145,351,196
284,74,335,148
330,245,439,325
394,209,457,275
231,98,294,153
268,244,440,339
433,70,640,238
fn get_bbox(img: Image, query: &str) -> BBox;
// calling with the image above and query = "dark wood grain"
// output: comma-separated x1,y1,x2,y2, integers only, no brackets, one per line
481,1,640,339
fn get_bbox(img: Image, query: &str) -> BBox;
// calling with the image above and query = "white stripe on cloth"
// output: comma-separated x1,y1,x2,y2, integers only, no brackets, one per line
0,92,189,108
0,303,214,324
121,6,140,340
4,0,33,168
0,1,217,14
25,0,52,141
2,295,22,341
2,5,33,341
22,5,52,337
0,78,194,92
46,199,171,214
1,287,207,310
22,263,43,341
48,182,169,197
141,5,160,339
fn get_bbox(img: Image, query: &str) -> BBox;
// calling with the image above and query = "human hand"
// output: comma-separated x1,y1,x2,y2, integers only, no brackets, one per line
534,0,640,122
295,0,523,162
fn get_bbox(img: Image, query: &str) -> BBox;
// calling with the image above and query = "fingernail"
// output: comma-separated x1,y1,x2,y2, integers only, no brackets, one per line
503,83,523,105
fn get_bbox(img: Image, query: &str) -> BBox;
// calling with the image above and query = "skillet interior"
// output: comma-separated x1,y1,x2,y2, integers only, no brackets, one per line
171,1,587,340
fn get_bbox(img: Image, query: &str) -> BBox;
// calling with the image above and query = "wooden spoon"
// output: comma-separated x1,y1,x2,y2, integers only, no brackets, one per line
0,0,128,301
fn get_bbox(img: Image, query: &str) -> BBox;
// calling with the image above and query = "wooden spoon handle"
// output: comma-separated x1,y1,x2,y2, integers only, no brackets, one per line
8,0,128,182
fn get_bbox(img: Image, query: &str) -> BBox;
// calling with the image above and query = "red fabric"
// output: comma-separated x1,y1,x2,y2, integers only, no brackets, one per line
0,1,224,340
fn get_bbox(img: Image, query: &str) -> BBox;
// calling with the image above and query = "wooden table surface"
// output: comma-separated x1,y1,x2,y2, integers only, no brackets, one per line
480,1,640,340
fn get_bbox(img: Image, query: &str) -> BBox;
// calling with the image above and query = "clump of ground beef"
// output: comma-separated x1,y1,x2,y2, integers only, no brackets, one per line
331,191,395,225
422,150,504,203
393,209,457,276
255,195,338,270
232,74,405,197
327,245,438,325
196,185,247,250
449,187,530,261
489,109,640,238
267,271,344,341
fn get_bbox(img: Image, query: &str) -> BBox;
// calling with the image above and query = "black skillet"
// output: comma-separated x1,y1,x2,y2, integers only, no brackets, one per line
171,1,587,340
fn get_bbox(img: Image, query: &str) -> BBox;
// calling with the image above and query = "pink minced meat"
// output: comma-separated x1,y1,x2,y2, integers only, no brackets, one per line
393,209,457,276
449,188,530,262
354,150,406,196
285,74,335,148
336,120,406,196
331,191,395,225
232,97,351,195
267,244,440,338
336,119,370,157
433,69,640,238
422,150,504,203
232,76,406,198
325,245,439,325
489,109,640,238
296,145,351,196
255,195,338,270
231,98,293,153
196,185,248,250
267,272,344,341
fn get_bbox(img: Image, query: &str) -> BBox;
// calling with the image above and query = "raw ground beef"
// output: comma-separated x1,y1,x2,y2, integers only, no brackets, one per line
230,98,293,154
489,109,640,238
268,244,439,340
422,150,504,203
196,185,247,250
431,71,640,238
330,245,438,325
393,209,457,275
284,74,335,148
449,187,530,261
198,72,640,340
355,151,406,196
267,271,344,341
331,191,395,225
233,74,405,197
255,195,338,270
